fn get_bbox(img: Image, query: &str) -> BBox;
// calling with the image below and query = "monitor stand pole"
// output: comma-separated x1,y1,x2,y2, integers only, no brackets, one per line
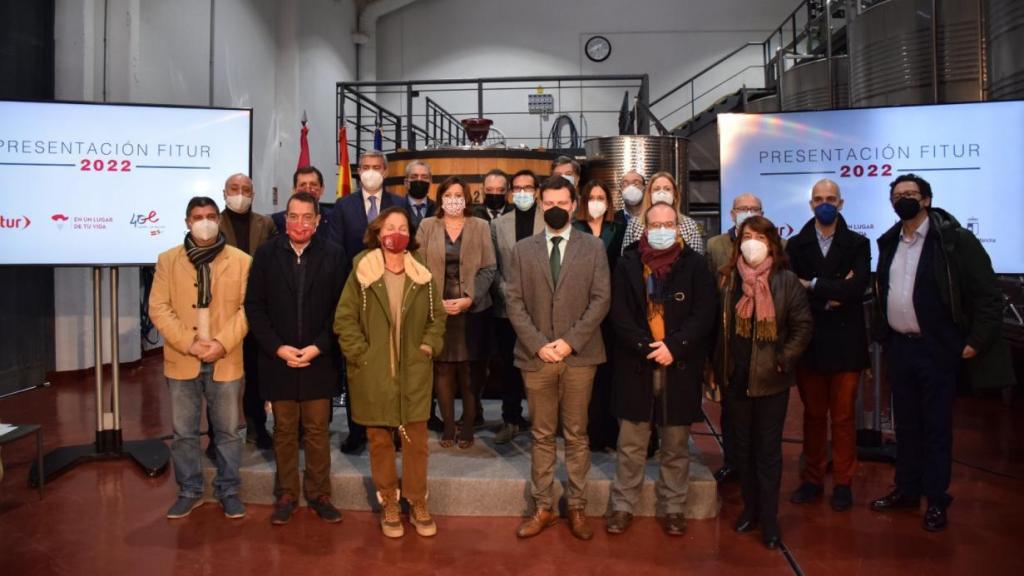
30,267,170,486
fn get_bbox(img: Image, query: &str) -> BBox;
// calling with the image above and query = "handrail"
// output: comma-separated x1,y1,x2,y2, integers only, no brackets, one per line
649,42,766,107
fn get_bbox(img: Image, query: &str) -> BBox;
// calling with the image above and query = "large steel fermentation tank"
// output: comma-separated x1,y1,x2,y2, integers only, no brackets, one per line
781,55,851,110
987,0,1024,100
848,0,983,107
584,135,689,213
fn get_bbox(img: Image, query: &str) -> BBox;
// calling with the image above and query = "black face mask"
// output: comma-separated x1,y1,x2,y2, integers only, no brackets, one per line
893,197,922,221
484,194,506,211
543,206,569,230
407,180,429,200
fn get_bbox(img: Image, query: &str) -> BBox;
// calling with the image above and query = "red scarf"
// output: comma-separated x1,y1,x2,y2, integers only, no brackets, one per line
638,235,681,279
735,255,777,342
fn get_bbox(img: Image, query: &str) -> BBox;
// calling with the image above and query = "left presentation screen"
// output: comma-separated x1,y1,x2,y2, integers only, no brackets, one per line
0,100,252,265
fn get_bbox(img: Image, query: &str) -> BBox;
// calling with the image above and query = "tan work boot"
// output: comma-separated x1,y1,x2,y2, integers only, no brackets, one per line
408,498,437,537
377,489,404,538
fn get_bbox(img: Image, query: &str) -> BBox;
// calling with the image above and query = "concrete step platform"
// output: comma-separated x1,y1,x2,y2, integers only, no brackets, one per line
201,401,719,519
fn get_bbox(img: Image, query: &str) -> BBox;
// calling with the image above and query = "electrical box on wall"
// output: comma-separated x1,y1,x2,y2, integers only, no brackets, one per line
528,93,554,115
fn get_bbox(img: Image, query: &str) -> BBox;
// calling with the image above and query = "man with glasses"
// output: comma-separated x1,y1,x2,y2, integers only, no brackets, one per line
506,176,611,541
870,174,1009,532
492,170,544,444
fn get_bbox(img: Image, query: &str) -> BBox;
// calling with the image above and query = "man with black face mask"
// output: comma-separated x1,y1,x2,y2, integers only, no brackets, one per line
472,168,513,222
505,176,611,541
785,179,870,513
870,174,1010,533
401,160,435,235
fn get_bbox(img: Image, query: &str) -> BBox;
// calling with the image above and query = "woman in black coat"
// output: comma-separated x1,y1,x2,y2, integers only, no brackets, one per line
605,204,718,536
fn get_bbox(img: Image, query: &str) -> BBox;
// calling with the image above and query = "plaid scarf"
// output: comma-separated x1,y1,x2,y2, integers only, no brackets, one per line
184,232,226,308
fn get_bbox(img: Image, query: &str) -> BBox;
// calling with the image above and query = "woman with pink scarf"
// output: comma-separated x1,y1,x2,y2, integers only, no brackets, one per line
711,215,812,550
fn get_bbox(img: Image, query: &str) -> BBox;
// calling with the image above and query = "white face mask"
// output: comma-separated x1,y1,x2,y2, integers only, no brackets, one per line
513,191,535,211
360,169,384,191
190,219,219,242
587,200,607,220
734,210,757,228
224,194,252,214
651,190,674,205
740,239,769,266
621,185,643,206
560,174,576,186
441,195,466,217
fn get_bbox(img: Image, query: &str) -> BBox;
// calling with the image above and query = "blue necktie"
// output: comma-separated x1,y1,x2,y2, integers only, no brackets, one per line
368,195,378,221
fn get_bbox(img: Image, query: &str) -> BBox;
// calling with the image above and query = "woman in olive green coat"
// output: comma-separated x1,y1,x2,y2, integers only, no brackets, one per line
335,206,446,539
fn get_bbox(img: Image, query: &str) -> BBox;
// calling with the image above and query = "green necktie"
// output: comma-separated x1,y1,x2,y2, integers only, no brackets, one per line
550,236,562,285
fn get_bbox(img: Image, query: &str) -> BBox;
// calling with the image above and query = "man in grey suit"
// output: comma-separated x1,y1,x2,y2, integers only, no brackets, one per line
506,176,611,541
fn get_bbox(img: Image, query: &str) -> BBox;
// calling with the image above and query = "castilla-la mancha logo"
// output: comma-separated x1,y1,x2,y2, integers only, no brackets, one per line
52,213,70,230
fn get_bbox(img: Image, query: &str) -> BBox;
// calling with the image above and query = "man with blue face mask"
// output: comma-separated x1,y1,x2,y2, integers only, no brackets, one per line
491,169,545,443
606,203,717,536
785,178,870,513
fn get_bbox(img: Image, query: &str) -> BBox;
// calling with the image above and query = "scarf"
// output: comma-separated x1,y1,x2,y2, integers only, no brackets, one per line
735,255,776,342
639,235,681,324
184,232,226,308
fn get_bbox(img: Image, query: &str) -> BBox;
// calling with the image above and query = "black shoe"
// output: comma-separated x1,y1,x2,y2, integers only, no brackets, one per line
923,505,948,532
831,485,853,512
340,435,366,454
870,488,921,511
764,535,781,550
270,496,298,525
309,496,343,524
735,510,758,533
255,432,274,451
789,482,824,504
714,465,738,484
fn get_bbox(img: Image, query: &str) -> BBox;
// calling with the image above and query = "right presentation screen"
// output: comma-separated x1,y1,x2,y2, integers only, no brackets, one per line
718,100,1024,274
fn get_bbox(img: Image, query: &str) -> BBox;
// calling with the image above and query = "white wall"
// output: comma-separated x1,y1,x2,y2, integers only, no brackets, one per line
375,0,796,146
52,0,357,370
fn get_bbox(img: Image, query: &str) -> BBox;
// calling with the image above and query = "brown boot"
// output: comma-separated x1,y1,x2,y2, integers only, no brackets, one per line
408,498,437,537
516,508,558,538
567,508,594,541
377,489,404,538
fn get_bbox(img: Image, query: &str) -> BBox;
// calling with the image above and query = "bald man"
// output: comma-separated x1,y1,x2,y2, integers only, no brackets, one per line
219,173,277,450
785,179,870,512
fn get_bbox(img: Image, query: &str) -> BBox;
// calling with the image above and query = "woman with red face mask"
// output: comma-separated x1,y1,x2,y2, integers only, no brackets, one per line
335,206,446,539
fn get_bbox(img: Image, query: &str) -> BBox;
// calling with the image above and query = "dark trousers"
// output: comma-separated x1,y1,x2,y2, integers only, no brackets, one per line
587,322,618,450
241,335,268,439
729,384,789,535
496,317,526,424
720,390,737,469
887,334,956,506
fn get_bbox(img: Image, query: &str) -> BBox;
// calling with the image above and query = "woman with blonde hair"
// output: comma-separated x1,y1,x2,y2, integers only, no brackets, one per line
620,171,705,255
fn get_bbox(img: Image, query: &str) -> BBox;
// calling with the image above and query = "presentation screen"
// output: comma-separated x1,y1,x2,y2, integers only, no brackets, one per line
0,100,252,265
718,101,1024,274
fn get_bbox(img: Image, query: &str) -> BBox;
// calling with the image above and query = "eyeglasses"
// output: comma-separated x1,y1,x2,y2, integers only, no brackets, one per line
512,186,536,194
285,213,317,223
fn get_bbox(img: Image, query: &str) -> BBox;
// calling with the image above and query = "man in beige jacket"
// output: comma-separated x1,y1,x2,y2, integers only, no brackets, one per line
150,196,251,520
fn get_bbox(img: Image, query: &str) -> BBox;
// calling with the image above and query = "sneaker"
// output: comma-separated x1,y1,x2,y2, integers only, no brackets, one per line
831,485,853,512
377,490,404,538
789,482,824,504
220,495,247,519
493,422,521,445
309,496,343,524
271,496,298,525
166,496,204,519
409,500,437,537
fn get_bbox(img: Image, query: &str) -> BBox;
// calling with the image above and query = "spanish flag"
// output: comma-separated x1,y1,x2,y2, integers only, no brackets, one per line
336,125,352,198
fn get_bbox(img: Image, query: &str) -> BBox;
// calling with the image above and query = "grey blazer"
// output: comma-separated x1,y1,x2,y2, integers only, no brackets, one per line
490,207,545,319
504,229,611,371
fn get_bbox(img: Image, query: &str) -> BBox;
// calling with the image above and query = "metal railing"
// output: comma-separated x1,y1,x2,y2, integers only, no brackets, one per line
424,96,466,148
337,86,404,156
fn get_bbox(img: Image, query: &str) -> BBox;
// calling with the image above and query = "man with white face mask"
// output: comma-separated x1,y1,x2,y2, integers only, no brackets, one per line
218,173,277,450
329,150,402,453
150,196,251,520
614,170,646,228
551,155,581,187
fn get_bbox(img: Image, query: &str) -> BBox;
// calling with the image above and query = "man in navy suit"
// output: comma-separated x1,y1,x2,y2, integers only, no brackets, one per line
400,159,436,235
271,166,336,245
328,149,402,453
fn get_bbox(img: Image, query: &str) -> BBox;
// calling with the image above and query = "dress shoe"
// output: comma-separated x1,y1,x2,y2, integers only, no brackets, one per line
714,465,738,484
516,509,558,539
662,513,686,536
831,485,853,512
870,488,920,511
789,482,824,504
567,508,594,541
340,435,366,454
605,510,633,535
923,505,948,532
734,510,758,533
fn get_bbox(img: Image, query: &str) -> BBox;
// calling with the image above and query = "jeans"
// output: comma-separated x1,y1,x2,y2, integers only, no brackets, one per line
167,363,242,499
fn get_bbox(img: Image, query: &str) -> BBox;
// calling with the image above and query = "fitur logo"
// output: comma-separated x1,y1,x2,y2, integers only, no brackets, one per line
52,213,69,230
0,214,31,229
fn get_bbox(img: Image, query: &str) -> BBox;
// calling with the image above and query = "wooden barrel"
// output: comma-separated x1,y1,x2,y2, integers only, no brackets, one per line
386,148,560,204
